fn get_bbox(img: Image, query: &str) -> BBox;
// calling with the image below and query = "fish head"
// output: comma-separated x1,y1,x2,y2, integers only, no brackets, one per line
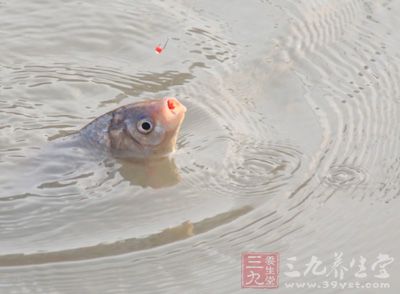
108,97,186,158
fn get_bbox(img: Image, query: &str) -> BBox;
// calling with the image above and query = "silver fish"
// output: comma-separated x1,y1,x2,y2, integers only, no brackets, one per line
80,97,187,159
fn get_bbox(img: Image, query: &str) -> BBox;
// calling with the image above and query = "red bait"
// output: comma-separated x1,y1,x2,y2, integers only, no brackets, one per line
155,38,169,54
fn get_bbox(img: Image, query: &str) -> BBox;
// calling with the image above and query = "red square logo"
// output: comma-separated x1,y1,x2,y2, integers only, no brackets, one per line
242,252,279,288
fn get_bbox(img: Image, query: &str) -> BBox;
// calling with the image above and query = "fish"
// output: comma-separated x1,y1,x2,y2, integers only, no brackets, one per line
0,98,186,197
79,97,187,159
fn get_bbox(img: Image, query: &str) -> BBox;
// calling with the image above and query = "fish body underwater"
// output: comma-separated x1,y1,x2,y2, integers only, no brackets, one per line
1,98,186,195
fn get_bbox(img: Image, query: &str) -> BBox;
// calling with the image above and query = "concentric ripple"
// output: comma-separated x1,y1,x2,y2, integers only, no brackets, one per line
322,165,367,188
1,0,400,293
207,140,303,198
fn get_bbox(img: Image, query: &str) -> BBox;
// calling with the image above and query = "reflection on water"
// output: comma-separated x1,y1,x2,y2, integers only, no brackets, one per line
0,206,252,266
1,0,400,293
117,157,180,189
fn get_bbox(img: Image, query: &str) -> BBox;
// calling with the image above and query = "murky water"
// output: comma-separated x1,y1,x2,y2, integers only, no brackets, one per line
1,0,400,293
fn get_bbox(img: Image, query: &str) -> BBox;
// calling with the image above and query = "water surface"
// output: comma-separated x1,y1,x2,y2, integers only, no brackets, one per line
0,0,400,293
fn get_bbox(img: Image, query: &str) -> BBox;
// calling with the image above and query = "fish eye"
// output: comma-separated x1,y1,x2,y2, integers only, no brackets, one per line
137,118,153,134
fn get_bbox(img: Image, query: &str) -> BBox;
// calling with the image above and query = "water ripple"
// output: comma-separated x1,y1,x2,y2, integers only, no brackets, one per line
204,140,303,198
322,165,367,188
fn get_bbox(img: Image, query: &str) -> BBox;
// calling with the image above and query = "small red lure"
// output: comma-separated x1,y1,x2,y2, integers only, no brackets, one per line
155,38,169,55
155,46,163,54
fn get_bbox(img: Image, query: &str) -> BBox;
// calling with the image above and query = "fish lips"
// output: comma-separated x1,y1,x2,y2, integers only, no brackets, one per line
160,97,187,129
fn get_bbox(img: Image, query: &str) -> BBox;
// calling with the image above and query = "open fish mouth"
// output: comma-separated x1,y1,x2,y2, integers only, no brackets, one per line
160,97,187,129
164,97,187,115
